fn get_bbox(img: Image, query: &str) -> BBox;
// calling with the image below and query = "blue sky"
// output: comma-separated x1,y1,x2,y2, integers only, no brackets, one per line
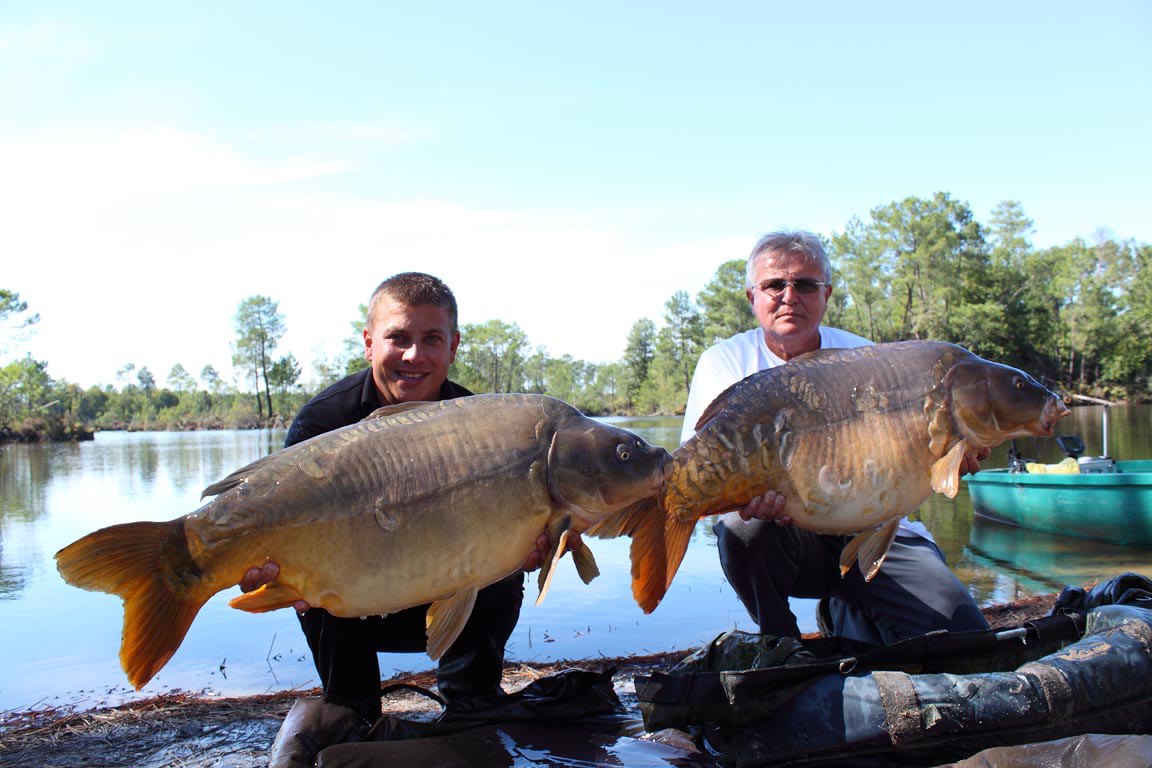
3,2,1149,388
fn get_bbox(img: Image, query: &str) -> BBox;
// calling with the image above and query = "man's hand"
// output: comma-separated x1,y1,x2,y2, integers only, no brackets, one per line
739,490,789,524
240,561,310,614
523,529,583,572
961,447,991,476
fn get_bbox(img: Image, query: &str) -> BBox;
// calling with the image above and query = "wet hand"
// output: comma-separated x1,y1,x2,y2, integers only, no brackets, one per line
960,447,991,476
523,529,583,572
740,491,789,525
241,561,310,614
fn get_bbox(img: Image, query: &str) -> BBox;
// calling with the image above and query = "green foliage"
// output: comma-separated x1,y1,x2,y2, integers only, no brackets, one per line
167,364,196,392
0,356,54,427
696,260,751,345
635,292,706,415
233,296,287,419
620,318,656,408
5,195,1152,441
0,290,40,351
452,320,530,393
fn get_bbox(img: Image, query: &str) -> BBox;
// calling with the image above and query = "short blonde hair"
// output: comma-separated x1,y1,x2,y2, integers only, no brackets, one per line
366,272,458,331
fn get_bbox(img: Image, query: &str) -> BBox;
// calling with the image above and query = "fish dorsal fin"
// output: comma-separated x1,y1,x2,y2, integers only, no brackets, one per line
363,401,433,421
839,517,901,581
930,441,969,498
201,453,280,498
694,380,744,432
425,586,479,660
692,347,849,432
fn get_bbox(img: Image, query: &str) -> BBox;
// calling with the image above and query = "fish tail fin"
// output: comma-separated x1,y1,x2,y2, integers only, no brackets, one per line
589,494,689,615
661,514,696,593
622,497,670,614
55,520,211,690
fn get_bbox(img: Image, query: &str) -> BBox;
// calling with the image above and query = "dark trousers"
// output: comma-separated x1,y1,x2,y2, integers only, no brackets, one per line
299,572,525,721
714,512,988,645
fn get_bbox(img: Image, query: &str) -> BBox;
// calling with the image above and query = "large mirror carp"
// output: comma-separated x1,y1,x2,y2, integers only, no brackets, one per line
590,341,1069,613
56,394,670,690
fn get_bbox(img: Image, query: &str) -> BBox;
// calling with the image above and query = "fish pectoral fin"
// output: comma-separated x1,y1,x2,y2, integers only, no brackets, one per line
569,536,600,585
840,518,901,581
426,587,479,660
930,441,969,499
536,528,571,606
228,582,307,614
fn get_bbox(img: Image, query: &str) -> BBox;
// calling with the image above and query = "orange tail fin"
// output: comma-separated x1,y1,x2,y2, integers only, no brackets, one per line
587,494,695,614
55,520,210,690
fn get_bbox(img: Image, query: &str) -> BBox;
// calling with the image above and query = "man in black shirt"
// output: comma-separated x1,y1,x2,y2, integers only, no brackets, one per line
253,273,553,762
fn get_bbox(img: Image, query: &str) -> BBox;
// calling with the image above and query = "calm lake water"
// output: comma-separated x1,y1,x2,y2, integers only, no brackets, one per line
2,405,1150,714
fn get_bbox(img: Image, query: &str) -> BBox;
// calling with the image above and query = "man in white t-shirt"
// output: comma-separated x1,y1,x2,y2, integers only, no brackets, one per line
682,231,988,644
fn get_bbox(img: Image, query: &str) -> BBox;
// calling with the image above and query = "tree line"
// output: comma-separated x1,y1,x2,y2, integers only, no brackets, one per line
2,193,1149,440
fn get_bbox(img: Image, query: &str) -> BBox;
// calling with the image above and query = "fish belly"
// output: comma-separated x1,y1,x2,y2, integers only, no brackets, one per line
783,410,935,534
672,399,935,535
189,486,551,618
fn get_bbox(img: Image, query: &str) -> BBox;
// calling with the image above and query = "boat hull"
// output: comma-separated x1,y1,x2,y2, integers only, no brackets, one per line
964,460,1152,548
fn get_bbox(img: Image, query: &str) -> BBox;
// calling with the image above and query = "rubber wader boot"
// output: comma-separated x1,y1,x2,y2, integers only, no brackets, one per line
268,697,370,768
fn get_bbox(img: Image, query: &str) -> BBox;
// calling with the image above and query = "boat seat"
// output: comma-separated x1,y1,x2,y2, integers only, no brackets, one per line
1023,457,1081,474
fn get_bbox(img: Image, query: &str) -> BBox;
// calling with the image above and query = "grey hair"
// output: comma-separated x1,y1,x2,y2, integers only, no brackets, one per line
746,231,832,287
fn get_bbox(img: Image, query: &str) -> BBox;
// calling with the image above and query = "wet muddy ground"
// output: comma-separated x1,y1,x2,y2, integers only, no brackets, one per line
0,596,1055,768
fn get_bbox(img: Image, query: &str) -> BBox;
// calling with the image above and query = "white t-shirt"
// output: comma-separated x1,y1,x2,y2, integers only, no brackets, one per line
680,326,932,541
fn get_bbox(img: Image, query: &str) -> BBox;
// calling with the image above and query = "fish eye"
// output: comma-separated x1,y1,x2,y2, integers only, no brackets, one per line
616,444,631,461
1012,376,1025,390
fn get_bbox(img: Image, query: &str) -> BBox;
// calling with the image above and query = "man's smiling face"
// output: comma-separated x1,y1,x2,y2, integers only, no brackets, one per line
364,297,460,404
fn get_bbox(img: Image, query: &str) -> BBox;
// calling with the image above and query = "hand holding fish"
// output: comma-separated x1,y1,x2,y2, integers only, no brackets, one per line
737,491,788,523
963,447,991,475
240,562,308,614
523,530,583,572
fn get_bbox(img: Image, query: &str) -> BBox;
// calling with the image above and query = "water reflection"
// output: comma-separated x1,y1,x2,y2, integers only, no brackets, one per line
3,407,1150,713
967,516,1152,595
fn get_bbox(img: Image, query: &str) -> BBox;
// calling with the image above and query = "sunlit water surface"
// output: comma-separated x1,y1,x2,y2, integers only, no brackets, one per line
2,406,1149,713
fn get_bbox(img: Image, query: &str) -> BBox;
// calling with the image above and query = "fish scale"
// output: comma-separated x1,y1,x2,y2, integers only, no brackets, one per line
588,341,1069,614
55,393,670,690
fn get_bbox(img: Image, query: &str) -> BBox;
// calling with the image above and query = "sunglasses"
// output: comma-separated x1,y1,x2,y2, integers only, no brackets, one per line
754,278,828,297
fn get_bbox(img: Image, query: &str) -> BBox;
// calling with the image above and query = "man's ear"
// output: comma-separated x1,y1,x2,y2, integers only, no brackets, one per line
362,327,373,360
449,331,461,363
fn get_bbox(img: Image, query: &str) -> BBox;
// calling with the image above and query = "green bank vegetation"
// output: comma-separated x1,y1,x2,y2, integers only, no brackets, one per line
3,194,1150,441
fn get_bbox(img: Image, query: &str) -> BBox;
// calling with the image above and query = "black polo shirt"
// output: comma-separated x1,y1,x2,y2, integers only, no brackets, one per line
284,368,474,448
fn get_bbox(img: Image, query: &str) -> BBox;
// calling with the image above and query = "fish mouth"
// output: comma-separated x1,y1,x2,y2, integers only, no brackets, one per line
654,455,673,490
1040,398,1072,434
